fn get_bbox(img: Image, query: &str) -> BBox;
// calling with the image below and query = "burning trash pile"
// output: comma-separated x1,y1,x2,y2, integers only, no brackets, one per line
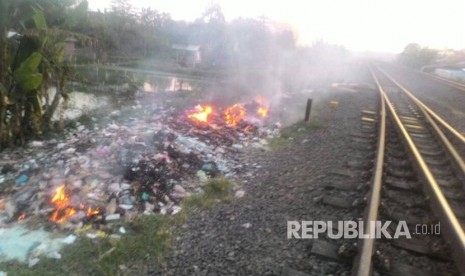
0,98,279,264
187,97,269,127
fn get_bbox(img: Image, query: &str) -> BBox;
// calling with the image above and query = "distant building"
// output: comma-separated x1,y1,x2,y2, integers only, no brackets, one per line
63,37,78,61
63,37,97,62
435,67,465,82
172,44,201,67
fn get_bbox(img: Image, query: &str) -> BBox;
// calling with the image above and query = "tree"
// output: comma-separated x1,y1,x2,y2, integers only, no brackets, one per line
229,18,274,67
63,0,90,29
201,3,226,24
398,43,438,69
111,0,133,16
138,8,171,56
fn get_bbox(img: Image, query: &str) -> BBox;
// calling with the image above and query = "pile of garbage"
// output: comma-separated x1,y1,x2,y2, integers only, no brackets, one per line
0,100,279,264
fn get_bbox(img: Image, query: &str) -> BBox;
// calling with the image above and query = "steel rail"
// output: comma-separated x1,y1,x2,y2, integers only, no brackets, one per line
379,67,465,145
369,65,465,275
377,67,465,178
421,71,465,92
351,66,386,276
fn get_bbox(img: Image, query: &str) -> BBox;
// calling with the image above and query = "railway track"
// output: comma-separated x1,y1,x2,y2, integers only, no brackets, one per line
421,71,465,93
377,67,465,160
350,65,465,275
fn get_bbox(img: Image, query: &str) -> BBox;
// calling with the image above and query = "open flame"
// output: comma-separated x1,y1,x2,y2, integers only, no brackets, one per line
18,213,26,222
50,185,76,223
186,98,270,126
87,207,100,217
254,97,270,118
188,105,213,123
50,185,100,223
257,106,269,118
225,104,246,126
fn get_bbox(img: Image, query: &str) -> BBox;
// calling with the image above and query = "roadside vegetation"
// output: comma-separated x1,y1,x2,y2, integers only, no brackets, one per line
397,43,438,69
269,120,325,150
184,177,232,209
397,43,465,70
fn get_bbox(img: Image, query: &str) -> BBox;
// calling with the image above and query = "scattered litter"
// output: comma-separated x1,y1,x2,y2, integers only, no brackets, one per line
61,235,77,244
242,222,252,229
105,214,121,221
232,144,243,149
31,141,44,147
56,143,66,149
0,224,66,263
196,170,208,182
28,258,40,267
109,234,121,241
235,190,245,198
0,98,281,264
86,231,106,239
171,206,182,215
47,251,62,259
15,174,28,185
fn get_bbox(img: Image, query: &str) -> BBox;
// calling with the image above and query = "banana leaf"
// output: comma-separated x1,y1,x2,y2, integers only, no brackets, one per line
14,52,43,91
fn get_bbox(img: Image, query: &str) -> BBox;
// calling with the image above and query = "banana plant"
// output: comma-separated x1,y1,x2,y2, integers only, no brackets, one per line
0,1,93,148
1,4,71,146
4,6,49,142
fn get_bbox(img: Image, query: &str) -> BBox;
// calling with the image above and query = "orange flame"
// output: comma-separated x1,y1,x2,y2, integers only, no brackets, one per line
188,105,213,123
257,106,269,118
51,208,76,223
52,185,66,203
18,213,26,221
255,97,265,105
86,207,100,216
50,185,76,223
255,97,270,118
225,104,246,126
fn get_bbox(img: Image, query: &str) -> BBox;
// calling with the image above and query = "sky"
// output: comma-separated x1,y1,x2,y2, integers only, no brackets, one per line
88,0,465,53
